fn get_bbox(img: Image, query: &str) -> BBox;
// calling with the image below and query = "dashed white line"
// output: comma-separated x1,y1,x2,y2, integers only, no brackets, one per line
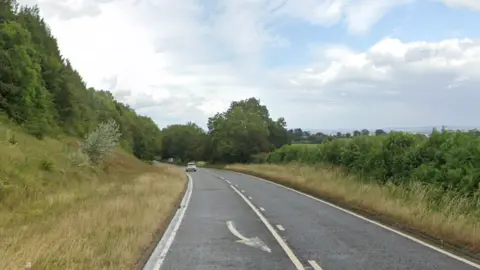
241,190,245,193
235,171,480,269
229,184,305,270
248,196,252,200
260,207,265,212
276,225,285,231
308,260,323,270
226,180,231,184
235,184,238,187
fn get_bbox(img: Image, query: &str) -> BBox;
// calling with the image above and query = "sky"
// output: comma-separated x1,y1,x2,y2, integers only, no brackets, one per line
17,0,480,130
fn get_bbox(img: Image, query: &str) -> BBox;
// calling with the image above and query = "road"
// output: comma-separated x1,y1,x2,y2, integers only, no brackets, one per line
144,168,480,270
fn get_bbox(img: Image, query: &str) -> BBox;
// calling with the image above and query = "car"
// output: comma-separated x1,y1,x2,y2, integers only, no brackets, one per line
185,162,197,172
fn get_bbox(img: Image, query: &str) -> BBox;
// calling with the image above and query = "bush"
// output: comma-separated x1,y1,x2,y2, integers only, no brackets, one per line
265,129,480,197
80,119,122,166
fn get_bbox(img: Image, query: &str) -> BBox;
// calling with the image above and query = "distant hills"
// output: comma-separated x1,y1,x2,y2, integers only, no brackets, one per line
303,126,480,136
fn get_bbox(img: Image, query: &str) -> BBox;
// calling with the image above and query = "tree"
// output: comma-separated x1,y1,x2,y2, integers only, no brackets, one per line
207,98,288,163
161,123,207,162
375,129,387,136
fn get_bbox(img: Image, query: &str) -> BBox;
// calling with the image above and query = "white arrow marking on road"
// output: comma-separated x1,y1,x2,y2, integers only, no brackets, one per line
226,221,271,253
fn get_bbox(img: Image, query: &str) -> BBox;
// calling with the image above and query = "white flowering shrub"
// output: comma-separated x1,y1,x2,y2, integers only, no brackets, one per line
81,119,122,165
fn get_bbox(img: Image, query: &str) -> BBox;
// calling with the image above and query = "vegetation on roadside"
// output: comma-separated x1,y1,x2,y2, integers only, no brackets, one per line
0,2,185,269
0,121,186,269
266,129,480,197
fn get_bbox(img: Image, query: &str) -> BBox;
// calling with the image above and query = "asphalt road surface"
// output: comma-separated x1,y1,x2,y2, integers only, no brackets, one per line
146,168,480,270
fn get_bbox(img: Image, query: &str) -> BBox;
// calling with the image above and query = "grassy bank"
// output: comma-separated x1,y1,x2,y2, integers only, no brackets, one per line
0,123,186,269
224,163,480,257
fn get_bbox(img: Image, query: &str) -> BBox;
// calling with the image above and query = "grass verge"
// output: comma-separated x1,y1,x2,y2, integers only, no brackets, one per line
223,163,480,261
0,123,186,270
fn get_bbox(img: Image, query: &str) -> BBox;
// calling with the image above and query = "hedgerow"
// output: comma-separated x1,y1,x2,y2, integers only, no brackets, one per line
266,129,480,197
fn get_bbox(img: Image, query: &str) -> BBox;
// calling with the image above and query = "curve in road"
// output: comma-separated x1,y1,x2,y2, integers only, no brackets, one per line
143,168,480,270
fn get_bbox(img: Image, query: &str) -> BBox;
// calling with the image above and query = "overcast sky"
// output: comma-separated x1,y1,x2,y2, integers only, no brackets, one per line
17,0,480,130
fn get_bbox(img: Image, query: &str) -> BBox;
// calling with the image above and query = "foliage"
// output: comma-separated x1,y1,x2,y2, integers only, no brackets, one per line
206,97,289,163
266,129,480,197
161,122,207,163
0,2,163,160
81,119,121,165
159,98,290,164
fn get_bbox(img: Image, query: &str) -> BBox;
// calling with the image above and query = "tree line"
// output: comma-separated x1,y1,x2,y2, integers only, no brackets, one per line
160,97,290,163
0,1,162,161
287,128,387,144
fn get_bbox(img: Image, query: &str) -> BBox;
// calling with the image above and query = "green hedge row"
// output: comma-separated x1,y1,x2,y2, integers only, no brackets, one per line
265,129,480,196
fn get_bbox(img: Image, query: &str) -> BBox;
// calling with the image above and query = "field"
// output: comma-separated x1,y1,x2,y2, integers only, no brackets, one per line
0,121,186,270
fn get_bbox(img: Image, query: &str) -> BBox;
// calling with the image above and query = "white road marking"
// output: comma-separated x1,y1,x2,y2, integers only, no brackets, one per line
226,221,271,252
308,260,323,270
260,207,265,212
235,172,480,269
144,173,193,270
235,184,238,187
229,184,305,270
241,190,245,193
276,225,285,231
226,180,231,184
248,196,252,200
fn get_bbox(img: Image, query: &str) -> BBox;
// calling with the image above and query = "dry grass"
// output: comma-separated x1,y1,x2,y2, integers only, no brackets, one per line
225,163,480,256
0,122,186,270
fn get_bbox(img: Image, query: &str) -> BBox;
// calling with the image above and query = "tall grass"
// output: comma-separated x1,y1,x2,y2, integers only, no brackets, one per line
0,123,186,269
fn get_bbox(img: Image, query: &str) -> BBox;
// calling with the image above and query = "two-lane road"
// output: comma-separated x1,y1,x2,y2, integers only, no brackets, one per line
144,168,480,270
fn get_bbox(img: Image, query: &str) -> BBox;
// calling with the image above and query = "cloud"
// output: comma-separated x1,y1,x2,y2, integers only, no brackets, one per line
438,0,480,11
273,37,480,128
16,0,480,130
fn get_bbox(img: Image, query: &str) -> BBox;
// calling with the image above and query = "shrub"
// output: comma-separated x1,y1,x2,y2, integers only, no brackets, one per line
80,119,122,166
265,129,480,197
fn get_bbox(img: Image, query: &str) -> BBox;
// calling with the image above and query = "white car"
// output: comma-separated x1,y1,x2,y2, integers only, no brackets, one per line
185,162,197,172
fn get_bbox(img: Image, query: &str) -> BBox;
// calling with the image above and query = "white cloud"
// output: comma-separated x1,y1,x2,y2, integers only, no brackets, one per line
15,0,480,130
276,37,480,128
438,0,480,11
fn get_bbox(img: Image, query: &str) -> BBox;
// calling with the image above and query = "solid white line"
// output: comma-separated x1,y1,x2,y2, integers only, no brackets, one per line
229,184,305,269
276,225,285,231
260,207,265,212
235,172,480,269
145,174,193,270
308,260,323,270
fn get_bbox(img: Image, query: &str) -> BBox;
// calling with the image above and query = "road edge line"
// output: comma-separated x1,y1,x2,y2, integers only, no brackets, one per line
229,184,306,270
142,173,193,270
228,169,480,269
